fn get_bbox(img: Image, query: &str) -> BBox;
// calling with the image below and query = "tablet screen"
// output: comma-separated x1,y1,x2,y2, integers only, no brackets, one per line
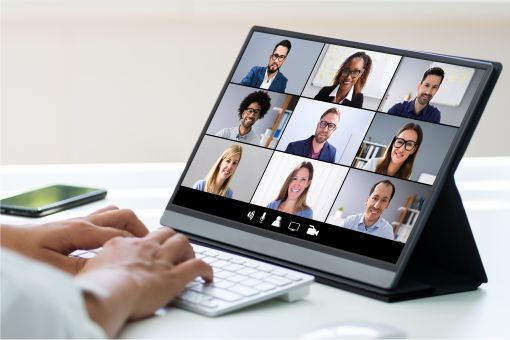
167,28,492,267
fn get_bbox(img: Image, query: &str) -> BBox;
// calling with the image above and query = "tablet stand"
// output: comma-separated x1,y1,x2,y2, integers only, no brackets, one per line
320,174,488,302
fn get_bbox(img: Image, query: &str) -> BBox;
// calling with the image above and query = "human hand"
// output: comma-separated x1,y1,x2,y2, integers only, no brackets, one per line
0,205,149,274
76,228,213,337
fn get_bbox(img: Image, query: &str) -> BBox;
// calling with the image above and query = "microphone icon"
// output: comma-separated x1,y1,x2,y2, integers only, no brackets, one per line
259,212,266,223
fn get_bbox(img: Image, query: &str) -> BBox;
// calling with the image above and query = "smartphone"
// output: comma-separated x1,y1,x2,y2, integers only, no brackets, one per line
0,184,107,217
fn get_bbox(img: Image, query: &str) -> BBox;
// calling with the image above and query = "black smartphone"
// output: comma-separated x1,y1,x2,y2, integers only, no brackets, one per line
0,184,107,217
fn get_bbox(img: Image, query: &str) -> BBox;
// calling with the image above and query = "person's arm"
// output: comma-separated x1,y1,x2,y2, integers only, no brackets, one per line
76,228,213,338
0,206,149,274
240,66,256,86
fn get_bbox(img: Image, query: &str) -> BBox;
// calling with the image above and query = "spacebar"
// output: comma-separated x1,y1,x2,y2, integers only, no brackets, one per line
190,286,242,302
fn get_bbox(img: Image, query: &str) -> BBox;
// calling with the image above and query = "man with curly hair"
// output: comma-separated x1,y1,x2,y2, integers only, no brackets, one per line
215,91,271,145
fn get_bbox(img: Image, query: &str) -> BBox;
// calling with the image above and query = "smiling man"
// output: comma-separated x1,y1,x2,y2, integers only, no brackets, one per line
215,91,271,145
340,180,395,240
285,107,340,163
387,67,445,124
240,40,292,93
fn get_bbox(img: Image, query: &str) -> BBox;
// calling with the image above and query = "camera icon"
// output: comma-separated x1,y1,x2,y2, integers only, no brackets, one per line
306,225,319,236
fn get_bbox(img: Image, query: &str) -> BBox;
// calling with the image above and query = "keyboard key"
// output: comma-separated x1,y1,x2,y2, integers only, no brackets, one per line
179,290,213,304
237,267,257,276
203,249,221,257
217,253,233,261
285,273,304,282
257,264,276,272
212,280,235,289
270,268,290,276
200,299,219,309
249,271,271,280
199,286,243,302
264,276,291,287
224,263,243,272
215,270,235,279
192,246,206,254
243,261,260,268
253,282,276,292
227,274,249,283
230,257,246,264
229,285,259,297
201,256,219,264
211,260,230,269
241,278,263,287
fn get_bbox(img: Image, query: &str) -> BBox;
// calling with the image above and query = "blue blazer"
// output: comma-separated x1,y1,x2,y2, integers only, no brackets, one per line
240,66,288,92
285,136,337,163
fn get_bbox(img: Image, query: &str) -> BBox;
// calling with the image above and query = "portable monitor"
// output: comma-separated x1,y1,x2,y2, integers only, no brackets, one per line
161,26,501,300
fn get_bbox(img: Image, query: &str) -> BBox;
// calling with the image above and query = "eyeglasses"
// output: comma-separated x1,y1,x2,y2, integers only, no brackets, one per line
270,53,287,62
318,121,337,131
244,107,261,115
340,68,363,78
394,138,418,151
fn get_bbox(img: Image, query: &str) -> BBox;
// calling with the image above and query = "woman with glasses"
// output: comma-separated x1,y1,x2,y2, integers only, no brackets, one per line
193,144,243,198
362,123,423,180
314,51,372,108
266,161,314,219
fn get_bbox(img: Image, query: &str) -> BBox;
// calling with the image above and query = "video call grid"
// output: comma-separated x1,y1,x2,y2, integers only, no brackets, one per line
175,31,482,246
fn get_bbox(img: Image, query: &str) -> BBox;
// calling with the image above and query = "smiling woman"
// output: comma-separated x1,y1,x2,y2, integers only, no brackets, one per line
363,123,423,180
314,52,373,108
192,144,243,198
266,161,314,218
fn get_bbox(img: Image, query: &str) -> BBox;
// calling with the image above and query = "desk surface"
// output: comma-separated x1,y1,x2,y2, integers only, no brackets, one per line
1,158,509,338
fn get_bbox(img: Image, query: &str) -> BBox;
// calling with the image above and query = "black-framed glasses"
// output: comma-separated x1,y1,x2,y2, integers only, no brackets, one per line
340,68,363,78
318,121,337,131
394,137,418,151
244,107,261,115
270,53,287,62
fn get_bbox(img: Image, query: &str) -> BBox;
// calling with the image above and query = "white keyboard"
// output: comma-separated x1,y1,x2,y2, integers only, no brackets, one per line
71,244,314,317
173,244,314,316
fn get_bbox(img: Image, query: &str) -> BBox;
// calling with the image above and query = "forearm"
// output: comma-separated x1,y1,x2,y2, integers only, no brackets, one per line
77,270,138,338
1,224,31,254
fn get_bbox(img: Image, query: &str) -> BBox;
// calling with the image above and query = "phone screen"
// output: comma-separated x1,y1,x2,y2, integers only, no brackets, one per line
1,185,103,209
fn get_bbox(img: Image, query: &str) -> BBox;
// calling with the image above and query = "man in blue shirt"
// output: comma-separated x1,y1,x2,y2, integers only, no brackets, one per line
341,180,395,240
285,107,339,163
387,67,445,124
240,40,291,93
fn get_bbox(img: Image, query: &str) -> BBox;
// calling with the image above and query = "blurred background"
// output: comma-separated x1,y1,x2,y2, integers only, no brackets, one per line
1,0,509,165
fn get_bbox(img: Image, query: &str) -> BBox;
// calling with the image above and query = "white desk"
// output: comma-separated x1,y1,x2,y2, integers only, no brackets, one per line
1,158,509,338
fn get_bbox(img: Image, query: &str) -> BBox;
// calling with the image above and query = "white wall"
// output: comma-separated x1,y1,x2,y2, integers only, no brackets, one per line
1,0,509,164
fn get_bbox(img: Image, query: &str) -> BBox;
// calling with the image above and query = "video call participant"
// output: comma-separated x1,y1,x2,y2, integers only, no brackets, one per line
240,40,292,92
314,52,372,108
193,144,243,199
215,91,271,145
362,123,423,180
341,180,395,240
267,161,314,219
285,107,340,163
387,67,445,123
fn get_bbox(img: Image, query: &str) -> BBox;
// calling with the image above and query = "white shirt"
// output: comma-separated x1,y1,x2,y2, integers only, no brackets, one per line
0,248,105,339
328,84,354,104
260,69,278,90
215,126,261,145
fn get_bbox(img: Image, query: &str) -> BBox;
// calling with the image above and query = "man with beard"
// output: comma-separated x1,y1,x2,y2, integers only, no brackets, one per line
387,67,445,124
340,180,395,240
215,91,271,145
285,107,340,163
240,40,291,92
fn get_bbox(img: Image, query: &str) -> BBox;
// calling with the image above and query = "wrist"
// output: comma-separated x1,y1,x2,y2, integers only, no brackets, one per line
76,270,138,337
